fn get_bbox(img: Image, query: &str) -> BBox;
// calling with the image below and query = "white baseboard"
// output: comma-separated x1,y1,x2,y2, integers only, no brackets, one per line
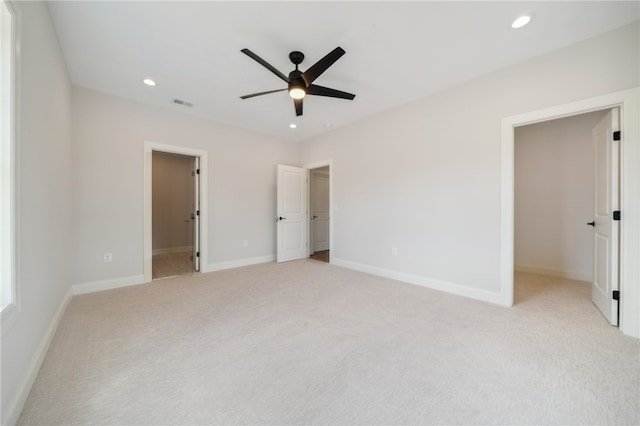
331,258,506,306
2,287,73,426
72,274,146,295
205,254,275,273
515,264,591,282
73,255,277,295
152,246,192,256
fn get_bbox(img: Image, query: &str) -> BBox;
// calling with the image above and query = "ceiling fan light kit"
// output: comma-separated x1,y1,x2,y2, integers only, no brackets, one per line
289,87,305,99
240,47,355,117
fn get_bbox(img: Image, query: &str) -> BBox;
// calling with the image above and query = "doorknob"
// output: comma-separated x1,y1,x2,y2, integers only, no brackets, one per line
311,215,318,219
278,216,286,221
587,221,595,227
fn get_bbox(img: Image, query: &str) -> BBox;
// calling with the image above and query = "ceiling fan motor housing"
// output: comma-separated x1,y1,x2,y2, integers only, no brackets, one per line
288,69,306,91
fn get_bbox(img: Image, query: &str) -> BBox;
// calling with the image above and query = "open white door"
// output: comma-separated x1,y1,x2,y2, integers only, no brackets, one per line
310,169,330,253
591,109,620,325
193,156,200,272
277,165,308,263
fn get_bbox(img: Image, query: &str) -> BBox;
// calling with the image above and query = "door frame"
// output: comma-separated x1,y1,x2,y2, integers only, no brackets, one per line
143,141,209,282
500,87,639,338
304,160,333,263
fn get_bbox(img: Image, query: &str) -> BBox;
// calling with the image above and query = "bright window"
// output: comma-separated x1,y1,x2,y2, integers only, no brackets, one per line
1,0,15,314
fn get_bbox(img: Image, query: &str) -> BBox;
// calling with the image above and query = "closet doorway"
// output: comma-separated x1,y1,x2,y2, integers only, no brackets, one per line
151,151,199,279
143,141,208,283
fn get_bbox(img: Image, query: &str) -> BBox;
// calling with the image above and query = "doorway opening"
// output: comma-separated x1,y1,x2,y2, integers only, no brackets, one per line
151,151,198,279
513,110,614,322
309,166,330,263
143,141,208,283
501,88,639,337
275,160,333,264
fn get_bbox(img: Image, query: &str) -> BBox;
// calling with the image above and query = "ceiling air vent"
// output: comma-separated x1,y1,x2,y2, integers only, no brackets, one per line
173,99,193,107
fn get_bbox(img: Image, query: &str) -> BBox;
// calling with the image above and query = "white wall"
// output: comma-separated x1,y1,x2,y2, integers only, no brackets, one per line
514,111,607,281
1,1,73,424
71,87,300,285
300,23,639,299
152,152,194,252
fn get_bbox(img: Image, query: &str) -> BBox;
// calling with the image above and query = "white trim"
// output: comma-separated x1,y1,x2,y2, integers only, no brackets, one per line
303,159,333,264
332,257,504,306
1,0,21,322
152,245,192,256
72,274,145,295
501,87,640,338
515,264,591,282
72,256,276,294
206,254,274,273
143,141,208,283
1,287,72,426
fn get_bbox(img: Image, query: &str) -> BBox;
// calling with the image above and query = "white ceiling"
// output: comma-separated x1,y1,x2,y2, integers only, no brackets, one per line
47,1,639,143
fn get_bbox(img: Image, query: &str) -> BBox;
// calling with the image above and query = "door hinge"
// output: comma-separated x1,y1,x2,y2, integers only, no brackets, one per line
613,211,621,221
196,210,200,216
613,290,620,301
613,131,621,141
196,252,200,258
196,168,200,175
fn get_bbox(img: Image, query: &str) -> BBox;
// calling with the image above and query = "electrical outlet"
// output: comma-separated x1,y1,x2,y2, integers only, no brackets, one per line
243,240,249,247
103,253,113,263
391,247,398,256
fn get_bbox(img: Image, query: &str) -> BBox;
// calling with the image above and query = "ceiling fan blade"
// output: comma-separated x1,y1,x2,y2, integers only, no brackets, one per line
306,84,355,100
240,89,287,99
241,48,289,83
294,98,303,116
302,47,346,86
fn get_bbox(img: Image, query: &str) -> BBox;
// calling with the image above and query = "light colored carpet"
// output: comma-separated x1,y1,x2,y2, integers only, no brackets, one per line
18,261,640,425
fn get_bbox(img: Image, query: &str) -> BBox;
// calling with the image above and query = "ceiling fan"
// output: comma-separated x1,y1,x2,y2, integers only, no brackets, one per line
240,47,356,116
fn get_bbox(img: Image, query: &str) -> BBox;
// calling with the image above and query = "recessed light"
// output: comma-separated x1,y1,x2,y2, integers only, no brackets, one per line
324,123,333,129
289,123,297,129
511,14,532,29
143,78,156,86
